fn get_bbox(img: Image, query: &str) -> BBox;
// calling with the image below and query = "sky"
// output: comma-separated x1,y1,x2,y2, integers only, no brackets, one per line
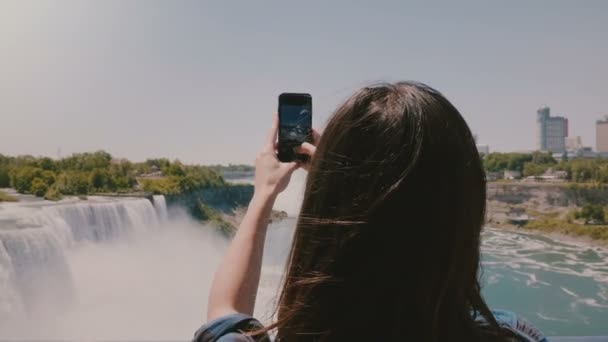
1,0,607,164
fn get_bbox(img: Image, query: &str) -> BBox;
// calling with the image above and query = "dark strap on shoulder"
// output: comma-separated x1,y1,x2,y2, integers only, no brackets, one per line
193,313,269,342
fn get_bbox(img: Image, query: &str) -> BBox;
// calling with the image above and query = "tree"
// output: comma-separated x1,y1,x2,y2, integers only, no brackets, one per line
59,151,112,171
507,154,534,172
110,160,134,176
0,166,10,188
30,178,49,197
89,169,114,191
570,160,594,182
56,171,90,195
10,166,43,193
167,162,186,177
141,177,180,195
144,158,170,174
484,153,533,173
576,204,605,224
484,153,509,172
0,154,11,187
2,151,226,197
597,163,608,183
86,150,113,170
70,172,90,195
12,155,37,168
523,163,549,177
531,151,557,165
41,170,56,186
44,184,63,201
111,174,135,190
178,175,196,192
37,157,57,171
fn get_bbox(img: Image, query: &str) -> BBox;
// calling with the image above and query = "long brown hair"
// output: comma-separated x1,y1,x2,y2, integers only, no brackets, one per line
270,82,511,341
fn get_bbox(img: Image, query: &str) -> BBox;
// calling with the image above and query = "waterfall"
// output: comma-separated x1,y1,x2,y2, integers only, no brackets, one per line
0,240,24,317
0,195,168,317
0,227,73,316
153,195,169,222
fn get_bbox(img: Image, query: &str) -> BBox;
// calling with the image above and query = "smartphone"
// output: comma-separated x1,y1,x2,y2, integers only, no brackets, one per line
278,93,312,162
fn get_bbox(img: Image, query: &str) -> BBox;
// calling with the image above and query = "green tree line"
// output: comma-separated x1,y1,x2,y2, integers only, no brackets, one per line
0,151,226,200
483,152,608,183
139,162,226,195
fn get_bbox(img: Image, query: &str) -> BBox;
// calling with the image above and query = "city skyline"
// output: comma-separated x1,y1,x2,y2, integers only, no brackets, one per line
479,106,606,155
1,1,607,164
477,104,607,155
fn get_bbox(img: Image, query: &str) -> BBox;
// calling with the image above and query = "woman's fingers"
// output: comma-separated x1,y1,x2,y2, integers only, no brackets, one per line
280,161,300,173
296,142,316,171
265,114,279,152
297,142,316,157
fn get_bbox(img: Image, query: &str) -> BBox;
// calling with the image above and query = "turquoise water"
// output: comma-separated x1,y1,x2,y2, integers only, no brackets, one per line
481,228,608,336
264,220,608,336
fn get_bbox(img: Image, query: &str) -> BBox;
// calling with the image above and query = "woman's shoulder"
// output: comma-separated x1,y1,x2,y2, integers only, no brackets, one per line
192,313,270,342
195,310,547,342
479,309,548,342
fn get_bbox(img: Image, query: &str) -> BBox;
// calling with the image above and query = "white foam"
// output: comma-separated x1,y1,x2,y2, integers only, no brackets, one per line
482,228,608,285
536,312,568,322
561,286,579,298
575,297,608,309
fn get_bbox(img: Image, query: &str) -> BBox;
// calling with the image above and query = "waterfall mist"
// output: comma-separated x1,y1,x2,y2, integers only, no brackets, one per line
4,218,229,340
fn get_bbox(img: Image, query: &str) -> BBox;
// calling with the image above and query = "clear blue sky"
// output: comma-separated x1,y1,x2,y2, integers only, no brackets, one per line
1,0,606,164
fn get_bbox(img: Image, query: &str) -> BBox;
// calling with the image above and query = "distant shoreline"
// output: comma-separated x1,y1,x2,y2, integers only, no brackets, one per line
487,181,608,247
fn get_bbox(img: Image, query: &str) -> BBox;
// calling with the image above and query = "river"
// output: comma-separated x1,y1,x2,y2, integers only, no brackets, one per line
0,177,606,339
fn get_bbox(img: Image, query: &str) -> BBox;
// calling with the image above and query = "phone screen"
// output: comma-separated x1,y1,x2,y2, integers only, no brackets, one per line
278,94,312,162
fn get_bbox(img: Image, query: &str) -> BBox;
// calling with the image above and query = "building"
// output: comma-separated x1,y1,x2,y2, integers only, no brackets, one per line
554,147,597,161
537,105,568,153
486,171,503,181
504,170,522,180
566,136,583,151
596,118,608,153
524,168,568,182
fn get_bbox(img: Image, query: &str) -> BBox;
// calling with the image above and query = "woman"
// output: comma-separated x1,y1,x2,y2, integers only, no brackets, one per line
194,82,547,341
